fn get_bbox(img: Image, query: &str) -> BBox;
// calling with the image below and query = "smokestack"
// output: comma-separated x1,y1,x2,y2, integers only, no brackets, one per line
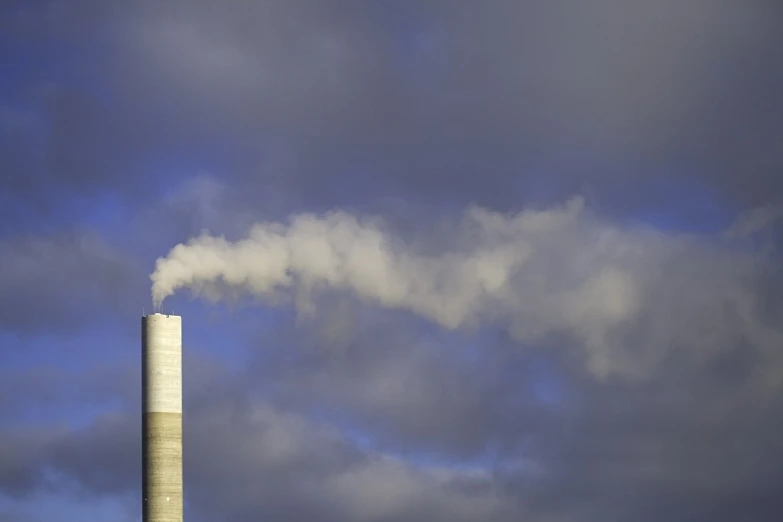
142,313,183,522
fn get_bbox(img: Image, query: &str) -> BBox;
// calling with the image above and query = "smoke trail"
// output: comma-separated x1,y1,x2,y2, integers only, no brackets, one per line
151,197,614,324
150,197,778,378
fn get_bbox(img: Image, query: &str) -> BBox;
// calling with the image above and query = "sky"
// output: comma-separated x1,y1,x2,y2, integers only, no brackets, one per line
1,0,783,520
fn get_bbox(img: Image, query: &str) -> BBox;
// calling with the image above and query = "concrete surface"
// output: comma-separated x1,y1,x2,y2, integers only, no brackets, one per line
142,314,182,522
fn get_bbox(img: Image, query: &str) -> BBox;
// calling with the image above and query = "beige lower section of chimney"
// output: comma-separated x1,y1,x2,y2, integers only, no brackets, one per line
143,412,183,522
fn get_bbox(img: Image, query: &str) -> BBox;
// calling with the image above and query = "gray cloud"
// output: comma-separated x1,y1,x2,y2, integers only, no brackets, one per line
0,357,519,522
0,231,142,335
4,0,782,233
111,0,783,212
252,304,783,521
0,364,133,423
3,336,783,521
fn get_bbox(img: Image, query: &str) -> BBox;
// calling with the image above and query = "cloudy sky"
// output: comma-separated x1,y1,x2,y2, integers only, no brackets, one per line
2,1,783,520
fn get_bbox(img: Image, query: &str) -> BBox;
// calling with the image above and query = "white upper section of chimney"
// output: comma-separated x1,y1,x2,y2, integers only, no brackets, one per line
142,314,182,414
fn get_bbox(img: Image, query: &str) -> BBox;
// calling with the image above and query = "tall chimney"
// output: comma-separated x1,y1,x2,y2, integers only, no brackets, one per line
142,313,183,522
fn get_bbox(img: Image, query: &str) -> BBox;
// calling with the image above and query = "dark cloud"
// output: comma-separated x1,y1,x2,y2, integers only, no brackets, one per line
0,426,56,498
1,4,129,231
238,304,783,522
4,0,783,231
0,231,143,336
112,0,783,214
0,356,517,521
0,364,133,422
3,331,783,521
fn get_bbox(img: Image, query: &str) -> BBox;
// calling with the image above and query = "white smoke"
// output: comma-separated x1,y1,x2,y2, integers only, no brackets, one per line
724,204,783,239
151,197,780,379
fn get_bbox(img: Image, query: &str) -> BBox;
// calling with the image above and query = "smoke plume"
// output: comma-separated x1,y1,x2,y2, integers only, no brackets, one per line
151,197,780,379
